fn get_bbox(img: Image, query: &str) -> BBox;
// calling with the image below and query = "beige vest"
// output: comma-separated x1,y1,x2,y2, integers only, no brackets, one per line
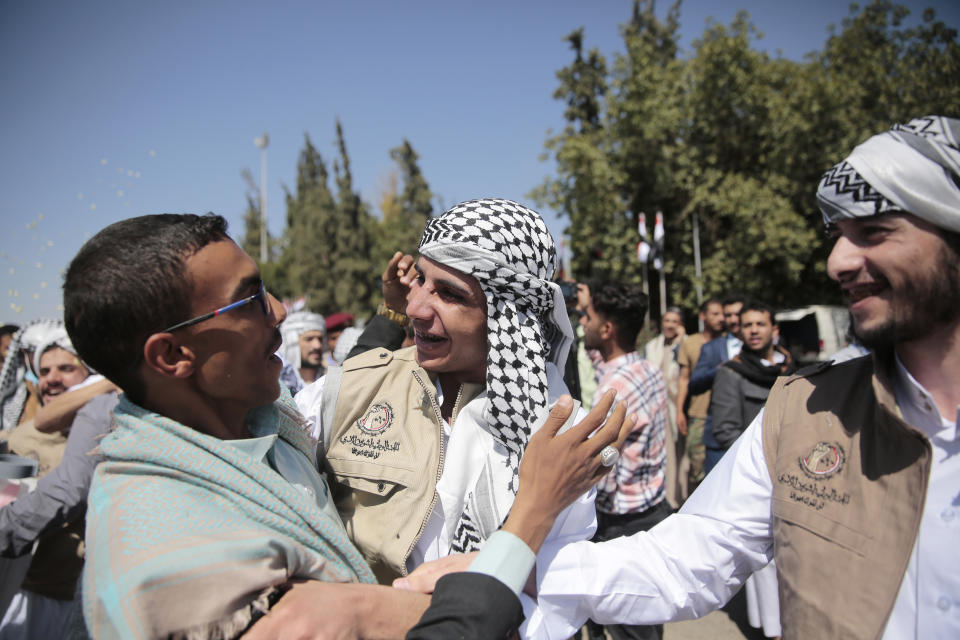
322,347,481,583
762,354,930,639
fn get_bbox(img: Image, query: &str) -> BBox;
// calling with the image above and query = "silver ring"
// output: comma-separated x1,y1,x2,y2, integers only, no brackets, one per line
600,445,619,467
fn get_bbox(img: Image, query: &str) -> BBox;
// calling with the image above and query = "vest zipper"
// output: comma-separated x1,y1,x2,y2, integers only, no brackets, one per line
403,370,449,574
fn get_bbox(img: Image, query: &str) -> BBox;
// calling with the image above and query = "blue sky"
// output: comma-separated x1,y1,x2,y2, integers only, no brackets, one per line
2,0,957,321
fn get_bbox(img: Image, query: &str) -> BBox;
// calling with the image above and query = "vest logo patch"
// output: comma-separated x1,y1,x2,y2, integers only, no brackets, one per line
799,441,845,479
356,401,395,436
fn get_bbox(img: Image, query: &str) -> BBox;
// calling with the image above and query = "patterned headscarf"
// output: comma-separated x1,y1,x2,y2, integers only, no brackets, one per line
279,311,326,372
0,318,64,429
32,327,86,378
418,198,574,495
332,326,363,365
818,115,960,232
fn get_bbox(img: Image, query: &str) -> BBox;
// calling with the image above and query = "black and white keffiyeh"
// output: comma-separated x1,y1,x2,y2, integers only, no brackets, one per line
418,198,573,552
0,318,64,430
817,115,960,232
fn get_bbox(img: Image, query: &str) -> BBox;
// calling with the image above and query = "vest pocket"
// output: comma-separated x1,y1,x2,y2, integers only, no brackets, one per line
337,473,407,499
772,496,869,556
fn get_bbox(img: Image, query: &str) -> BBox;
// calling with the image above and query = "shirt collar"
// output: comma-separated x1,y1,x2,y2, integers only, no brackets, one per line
228,434,279,463
892,353,958,441
596,351,642,378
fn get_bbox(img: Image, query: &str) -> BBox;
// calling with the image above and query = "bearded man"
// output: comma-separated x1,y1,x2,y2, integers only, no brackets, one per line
278,311,326,394
424,116,960,639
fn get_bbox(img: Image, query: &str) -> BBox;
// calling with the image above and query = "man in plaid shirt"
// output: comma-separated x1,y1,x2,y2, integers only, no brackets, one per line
580,281,671,640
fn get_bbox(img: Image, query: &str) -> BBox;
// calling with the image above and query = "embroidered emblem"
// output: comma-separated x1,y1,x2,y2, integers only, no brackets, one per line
799,441,845,479
356,402,395,436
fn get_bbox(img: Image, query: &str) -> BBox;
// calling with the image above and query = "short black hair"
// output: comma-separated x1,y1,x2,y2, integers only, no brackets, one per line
699,298,722,313
738,299,776,323
63,214,229,404
590,281,648,349
722,292,747,308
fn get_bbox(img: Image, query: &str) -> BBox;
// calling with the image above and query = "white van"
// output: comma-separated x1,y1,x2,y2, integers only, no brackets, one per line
775,305,850,365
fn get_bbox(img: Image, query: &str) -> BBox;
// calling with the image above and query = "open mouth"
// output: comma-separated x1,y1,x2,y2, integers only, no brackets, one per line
844,282,886,304
414,329,447,348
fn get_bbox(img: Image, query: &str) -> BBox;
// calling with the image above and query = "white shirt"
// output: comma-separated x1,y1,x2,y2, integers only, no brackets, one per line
518,355,960,639
725,333,743,360
296,365,598,640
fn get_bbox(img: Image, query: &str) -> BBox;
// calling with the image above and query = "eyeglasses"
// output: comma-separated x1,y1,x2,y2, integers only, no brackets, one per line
162,281,269,333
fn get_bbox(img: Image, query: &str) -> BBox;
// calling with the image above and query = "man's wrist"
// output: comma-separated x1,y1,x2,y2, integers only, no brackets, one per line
500,495,556,554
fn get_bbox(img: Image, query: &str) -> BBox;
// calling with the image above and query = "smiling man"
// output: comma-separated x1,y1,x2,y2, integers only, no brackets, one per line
34,342,89,406
296,198,599,638
466,116,960,639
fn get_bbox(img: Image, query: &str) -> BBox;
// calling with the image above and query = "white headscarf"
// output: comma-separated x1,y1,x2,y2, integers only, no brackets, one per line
818,115,960,232
32,328,85,378
279,311,326,371
332,326,363,365
0,318,64,429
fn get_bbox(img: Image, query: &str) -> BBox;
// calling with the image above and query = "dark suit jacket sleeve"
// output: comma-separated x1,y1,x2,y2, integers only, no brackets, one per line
406,573,523,640
347,315,406,360
689,338,724,395
710,366,744,450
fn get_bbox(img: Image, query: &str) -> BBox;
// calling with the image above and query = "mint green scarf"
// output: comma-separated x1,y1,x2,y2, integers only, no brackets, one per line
83,389,374,639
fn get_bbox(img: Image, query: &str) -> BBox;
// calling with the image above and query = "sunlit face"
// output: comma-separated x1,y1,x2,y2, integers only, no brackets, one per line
38,347,89,404
661,311,682,341
826,213,960,349
723,302,744,338
703,302,724,334
406,257,488,385
298,330,325,368
740,309,775,358
579,302,606,351
0,334,13,361
179,240,287,414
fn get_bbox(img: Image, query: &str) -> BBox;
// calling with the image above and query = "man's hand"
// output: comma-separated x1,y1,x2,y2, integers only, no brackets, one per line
503,390,636,554
243,581,429,640
382,252,417,314
676,410,688,437
393,552,479,594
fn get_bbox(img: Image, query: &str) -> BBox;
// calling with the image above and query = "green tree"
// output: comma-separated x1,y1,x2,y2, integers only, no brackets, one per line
280,133,339,313
330,119,378,315
239,168,266,261
530,27,636,283
370,139,434,271
535,0,959,322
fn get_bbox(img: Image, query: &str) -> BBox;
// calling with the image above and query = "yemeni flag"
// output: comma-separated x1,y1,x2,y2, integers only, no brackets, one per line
637,211,651,263
650,211,665,270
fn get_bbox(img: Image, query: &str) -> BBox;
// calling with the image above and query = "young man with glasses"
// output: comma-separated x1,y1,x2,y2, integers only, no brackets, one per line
63,213,627,639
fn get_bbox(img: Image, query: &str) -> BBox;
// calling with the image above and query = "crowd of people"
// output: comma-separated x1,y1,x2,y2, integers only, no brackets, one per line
0,114,956,640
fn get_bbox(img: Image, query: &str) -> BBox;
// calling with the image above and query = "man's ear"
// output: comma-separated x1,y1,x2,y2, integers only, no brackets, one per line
600,319,615,341
142,333,195,379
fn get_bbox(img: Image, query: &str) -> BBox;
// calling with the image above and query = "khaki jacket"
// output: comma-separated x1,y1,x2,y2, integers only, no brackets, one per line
761,353,931,639
322,347,481,583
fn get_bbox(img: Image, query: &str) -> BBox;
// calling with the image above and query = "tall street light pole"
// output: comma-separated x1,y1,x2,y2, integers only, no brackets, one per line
254,133,270,263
